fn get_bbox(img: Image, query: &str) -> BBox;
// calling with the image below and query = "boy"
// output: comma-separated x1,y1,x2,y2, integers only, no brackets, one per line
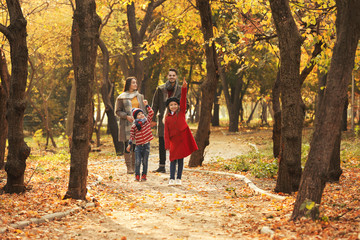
127,100,154,181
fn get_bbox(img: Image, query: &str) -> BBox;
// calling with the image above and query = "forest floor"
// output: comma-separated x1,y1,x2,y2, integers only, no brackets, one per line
0,127,360,239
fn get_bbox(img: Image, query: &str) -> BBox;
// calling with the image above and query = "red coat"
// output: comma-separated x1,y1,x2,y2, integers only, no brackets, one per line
164,87,198,161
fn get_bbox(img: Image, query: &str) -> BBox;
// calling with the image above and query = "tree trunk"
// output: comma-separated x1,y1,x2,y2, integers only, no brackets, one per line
228,105,240,132
341,98,348,131
272,72,281,159
97,37,122,154
28,99,57,149
64,0,101,200
212,97,220,127
292,0,360,220
0,49,10,170
189,0,219,167
246,99,260,125
261,99,268,125
219,64,245,132
270,0,304,194
328,129,343,182
2,0,30,193
315,75,344,183
95,89,101,147
66,80,76,138
212,86,222,127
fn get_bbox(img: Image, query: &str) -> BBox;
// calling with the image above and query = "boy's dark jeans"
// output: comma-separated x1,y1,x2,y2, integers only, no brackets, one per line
135,142,150,176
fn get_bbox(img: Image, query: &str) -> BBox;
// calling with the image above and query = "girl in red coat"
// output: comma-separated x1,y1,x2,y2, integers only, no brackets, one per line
164,80,198,185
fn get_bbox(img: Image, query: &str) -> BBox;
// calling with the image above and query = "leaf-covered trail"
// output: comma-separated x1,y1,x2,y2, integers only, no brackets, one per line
2,128,359,239
6,155,286,240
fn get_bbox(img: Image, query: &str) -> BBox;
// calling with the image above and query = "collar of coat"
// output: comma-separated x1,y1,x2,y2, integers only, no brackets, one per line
159,80,179,93
118,91,140,99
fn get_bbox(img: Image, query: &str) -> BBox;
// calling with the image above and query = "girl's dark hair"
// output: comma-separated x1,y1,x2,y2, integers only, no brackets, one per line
163,100,180,124
124,77,137,92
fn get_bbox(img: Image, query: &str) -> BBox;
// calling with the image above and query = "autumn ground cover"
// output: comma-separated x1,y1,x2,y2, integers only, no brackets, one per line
0,127,359,239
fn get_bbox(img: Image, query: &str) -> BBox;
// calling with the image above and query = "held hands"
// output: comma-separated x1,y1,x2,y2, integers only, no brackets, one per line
126,115,134,123
143,99,148,106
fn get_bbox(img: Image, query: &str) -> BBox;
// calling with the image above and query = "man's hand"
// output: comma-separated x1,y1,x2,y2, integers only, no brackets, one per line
150,121,157,127
143,99,148,106
126,145,131,152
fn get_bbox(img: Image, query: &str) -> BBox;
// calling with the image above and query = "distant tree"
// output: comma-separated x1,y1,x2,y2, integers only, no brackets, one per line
96,3,123,155
64,0,101,200
0,0,31,193
189,0,220,167
126,0,166,91
292,0,360,220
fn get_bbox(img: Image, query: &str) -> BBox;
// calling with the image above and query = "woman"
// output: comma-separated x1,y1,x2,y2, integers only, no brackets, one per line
115,77,146,174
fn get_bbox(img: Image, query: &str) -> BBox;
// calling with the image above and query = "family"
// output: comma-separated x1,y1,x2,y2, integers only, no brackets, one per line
114,69,198,185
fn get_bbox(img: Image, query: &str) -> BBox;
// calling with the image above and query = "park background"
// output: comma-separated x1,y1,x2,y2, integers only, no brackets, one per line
0,0,360,239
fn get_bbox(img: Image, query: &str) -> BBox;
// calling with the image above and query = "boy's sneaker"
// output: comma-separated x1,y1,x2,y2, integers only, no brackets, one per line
168,179,175,185
175,179,182,185
141,174,147,181
135,175,140,181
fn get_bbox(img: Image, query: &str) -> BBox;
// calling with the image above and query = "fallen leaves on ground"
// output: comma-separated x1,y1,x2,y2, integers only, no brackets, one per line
0,131,359,239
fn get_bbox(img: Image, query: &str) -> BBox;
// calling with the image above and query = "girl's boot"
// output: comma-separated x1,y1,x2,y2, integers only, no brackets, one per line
124,153,134,174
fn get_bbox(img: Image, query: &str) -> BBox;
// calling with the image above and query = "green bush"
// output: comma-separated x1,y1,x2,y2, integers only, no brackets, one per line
250,159,278,178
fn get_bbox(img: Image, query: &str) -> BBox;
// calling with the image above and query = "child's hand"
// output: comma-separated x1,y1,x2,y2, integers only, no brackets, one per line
182,78,187,88
126,145,131,152
143,99,148,106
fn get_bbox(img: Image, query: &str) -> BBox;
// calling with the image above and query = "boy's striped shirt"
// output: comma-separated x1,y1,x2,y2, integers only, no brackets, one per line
129,106,154,145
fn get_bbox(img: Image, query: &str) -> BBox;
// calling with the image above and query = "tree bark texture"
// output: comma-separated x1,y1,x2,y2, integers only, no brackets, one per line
270,0,304,194
292,0,360,220
316,75,343,183
65,80,76,138
272,72,281,158
1,0,30,193
0,49,10,170
65,0,101,200
189,0,220,167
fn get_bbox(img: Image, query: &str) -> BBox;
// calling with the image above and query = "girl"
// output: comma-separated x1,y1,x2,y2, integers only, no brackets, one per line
164,80,198,185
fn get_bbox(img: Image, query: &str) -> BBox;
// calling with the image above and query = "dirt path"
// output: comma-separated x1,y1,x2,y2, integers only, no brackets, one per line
27,159,280,240
3,129,286,239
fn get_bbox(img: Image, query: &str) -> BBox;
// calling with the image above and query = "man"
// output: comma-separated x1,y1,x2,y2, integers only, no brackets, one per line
151,68,183,173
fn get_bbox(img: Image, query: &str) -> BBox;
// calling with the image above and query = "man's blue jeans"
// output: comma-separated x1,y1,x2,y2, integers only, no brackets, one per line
135,142,150,176
170,158,184,180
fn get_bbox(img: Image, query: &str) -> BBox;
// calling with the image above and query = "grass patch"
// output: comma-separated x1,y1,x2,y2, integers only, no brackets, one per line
208,129,360,179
